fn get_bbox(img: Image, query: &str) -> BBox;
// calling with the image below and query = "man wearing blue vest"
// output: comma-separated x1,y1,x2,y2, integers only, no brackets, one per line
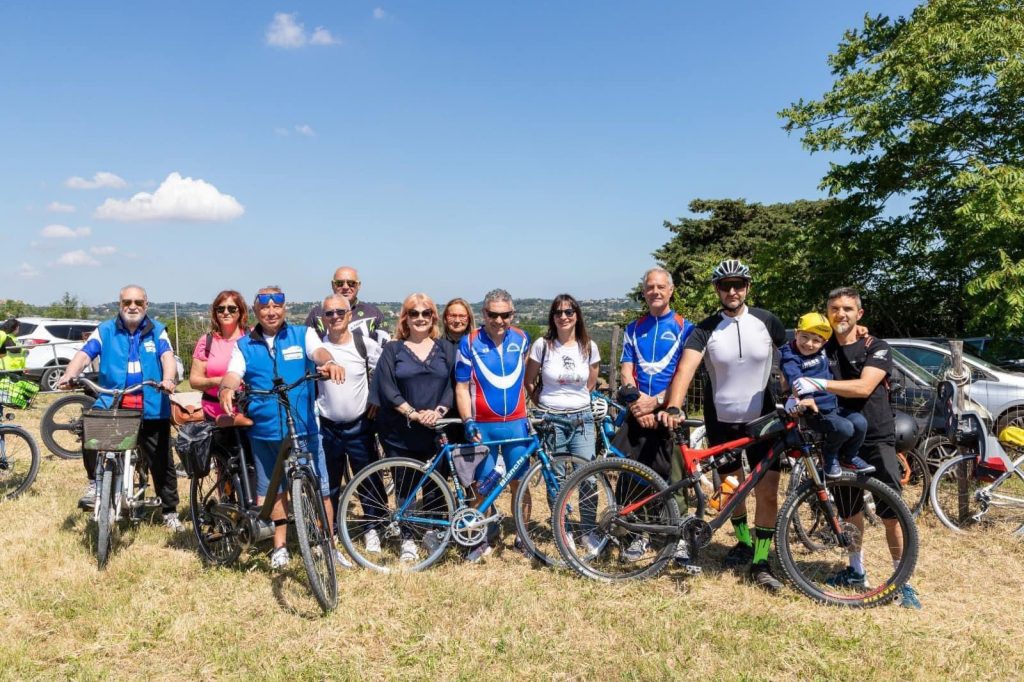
59,285,182,530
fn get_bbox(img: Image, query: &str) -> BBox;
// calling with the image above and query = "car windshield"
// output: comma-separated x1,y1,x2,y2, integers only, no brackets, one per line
891,348,939,386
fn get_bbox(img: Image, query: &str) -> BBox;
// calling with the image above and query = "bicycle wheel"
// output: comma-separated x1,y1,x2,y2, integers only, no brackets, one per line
39,393,94,459
292,473,338,614
0,426,40,500
899,448,930,519
553,458,680,582
95,461,119,569
190,455,243,565
513,454,608,567
930,454,1024,532
776,474,918,607
338,457,455,573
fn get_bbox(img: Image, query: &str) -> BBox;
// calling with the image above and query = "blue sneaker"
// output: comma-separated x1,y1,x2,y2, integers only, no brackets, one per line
825,566,867,589
898,583,922,609
846,456,876,475
824,459,842,479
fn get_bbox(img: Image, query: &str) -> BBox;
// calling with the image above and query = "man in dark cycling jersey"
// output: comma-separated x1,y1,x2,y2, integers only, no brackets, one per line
661,259,787,592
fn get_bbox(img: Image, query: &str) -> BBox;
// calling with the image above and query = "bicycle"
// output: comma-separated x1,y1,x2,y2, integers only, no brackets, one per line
553,408,919,607
71,377,168,568
336,417,593,572
0,379,41,500
188,373,338,613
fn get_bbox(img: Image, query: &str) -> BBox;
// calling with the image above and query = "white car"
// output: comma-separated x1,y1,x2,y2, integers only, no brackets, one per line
16,317,101,390
886,338,1024,433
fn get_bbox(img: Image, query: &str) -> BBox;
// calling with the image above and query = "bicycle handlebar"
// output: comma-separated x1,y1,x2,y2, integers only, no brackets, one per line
243,372,322,397
68,376,167,396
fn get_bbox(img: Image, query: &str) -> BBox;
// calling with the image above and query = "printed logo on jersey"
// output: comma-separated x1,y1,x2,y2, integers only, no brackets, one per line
507,342,521,353
143,340,156,353
281,345,304,361
660,331,677,341
471,349,523,389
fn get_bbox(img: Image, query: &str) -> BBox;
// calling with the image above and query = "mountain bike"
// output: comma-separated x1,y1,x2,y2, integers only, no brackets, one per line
553,409,919,607
188,373,338,613
0,394,40,500
336,417,593,572
71,377,167,568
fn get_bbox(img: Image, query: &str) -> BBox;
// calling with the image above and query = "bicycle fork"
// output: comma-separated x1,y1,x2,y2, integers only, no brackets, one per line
802,461,857,550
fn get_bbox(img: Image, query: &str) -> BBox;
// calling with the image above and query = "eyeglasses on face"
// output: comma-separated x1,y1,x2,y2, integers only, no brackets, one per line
256,292,286,305
214,305,239,314
485,310,514,321
332,279,359,288
554,308,576,318
406,309,433,320
323,308,349,319
715,280,748,293
121,299,146,308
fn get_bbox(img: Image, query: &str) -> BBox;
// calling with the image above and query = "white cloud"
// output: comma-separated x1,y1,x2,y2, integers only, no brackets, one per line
90,245,117,255
40,224,91,239
295,124,316,137
65,171,127,190
16,262,40,278
53,250,100,267
94,171,245,223
265,12,338,48
373,8,387,19
46,201,76,213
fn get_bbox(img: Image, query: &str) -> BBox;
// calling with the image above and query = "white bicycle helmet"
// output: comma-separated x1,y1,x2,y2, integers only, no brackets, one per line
710,258,752,283
591,396,610,422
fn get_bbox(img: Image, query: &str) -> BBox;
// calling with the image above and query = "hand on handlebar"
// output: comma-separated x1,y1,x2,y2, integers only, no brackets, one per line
657,408,685,429
56,373,78,390
219,388,236,415
319,362,346,384
464,419,481,443
784,396,819,415
637,413,658,429
417,409,440,427
159,379,176,394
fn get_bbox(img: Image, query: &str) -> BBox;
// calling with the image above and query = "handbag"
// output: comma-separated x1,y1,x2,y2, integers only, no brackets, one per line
169,390,205,426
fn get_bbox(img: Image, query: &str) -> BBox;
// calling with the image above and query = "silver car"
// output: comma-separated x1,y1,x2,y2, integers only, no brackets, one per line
886,338,1024,433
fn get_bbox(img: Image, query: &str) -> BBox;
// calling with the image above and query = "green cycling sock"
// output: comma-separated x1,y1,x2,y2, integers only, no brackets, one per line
753,526,775,565
732,515,752,547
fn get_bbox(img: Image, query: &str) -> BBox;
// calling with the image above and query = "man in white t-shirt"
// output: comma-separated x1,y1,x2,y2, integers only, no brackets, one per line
314,294,385,532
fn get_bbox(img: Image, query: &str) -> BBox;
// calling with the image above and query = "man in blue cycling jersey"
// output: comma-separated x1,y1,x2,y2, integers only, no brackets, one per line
615,267,697,570
455,288,530,561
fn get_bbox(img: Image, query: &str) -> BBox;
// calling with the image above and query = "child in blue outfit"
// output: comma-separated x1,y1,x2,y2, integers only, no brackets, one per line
780,312,875,478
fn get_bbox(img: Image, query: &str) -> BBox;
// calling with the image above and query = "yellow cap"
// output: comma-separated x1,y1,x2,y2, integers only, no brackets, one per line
796,312,832,341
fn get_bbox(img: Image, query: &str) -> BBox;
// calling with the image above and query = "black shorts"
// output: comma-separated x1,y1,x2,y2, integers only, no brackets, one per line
835,440,902,519
705,418,779,475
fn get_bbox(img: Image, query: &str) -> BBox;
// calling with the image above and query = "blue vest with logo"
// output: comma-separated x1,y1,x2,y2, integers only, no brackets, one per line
237,323,318,441
94,316,170,419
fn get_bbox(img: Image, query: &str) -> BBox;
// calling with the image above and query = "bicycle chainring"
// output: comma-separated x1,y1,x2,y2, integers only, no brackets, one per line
451,508,487,546
681,515,713,549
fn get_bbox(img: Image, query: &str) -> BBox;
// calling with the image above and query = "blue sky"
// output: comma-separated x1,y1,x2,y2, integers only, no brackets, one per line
1,1,918,306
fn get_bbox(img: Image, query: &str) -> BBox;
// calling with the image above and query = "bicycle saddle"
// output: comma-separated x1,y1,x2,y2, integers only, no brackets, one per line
215,413,254,428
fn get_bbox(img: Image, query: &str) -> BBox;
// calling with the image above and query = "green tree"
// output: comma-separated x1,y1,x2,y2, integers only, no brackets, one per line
781,0,1024,337
46,292,85,318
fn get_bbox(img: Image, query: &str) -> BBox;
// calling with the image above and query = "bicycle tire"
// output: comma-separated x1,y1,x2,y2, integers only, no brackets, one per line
899,448,930,519
190,456,243,565
39,393,93,459
776,474,918,607
553,457,680,582
292,473,338,614
930,454,1024,533
513,454,603,567
338,457,455,573
96,462,118,569
0,425,40,500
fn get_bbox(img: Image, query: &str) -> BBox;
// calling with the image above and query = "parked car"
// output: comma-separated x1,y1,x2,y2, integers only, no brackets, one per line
886,338,1024,435
16,317,100,391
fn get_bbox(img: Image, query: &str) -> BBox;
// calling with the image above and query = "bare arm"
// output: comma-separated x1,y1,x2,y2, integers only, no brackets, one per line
456,381,473,421
189,357,219,391
823,365,887,399
523,358,540,403
57,350,93,386
587,361,599,392
218,371,243,414
159,350,177,392
665,348,703,410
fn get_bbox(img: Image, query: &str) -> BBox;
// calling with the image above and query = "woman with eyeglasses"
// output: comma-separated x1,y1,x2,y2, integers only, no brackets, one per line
441,298,474,349
190,290,249,420
370,293,456,563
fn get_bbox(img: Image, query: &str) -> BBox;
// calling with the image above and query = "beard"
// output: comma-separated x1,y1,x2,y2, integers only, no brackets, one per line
832,319,853,334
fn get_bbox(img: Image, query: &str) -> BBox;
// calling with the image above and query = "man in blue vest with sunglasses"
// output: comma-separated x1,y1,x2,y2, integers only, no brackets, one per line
59,285,182,530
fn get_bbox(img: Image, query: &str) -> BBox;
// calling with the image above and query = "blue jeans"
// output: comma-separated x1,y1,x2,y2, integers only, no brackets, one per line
319,415,382,514
251,435,330,497
540,409,597,527
815,408,868,465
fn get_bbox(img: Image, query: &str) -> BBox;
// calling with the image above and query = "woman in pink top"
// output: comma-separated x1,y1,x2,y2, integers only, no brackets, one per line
190,290,249,419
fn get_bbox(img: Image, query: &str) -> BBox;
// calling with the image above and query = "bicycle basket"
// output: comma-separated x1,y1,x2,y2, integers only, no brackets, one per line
451,444,490,488
174,421,215,478
81,408,143,451
745,412,788,440
0,376,39,409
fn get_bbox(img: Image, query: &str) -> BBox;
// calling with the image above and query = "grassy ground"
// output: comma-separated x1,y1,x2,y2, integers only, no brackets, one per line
1,394,1022,681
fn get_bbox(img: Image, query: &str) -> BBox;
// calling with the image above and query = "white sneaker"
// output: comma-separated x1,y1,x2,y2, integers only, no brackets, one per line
364,528,382,554
622,537,650,562
673,539,702,575
466,541,492,563
78,481,97,511
399,539,418,563
422,531,442,555
163,512,185,533
270,546,290,569
583,531,604,559
334,548,354,569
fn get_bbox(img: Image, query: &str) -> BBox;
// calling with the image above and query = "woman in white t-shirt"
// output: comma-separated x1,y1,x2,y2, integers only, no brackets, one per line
524,294,601,461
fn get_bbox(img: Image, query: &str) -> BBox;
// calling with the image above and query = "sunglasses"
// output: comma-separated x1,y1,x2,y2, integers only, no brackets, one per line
406,309,433,320
716,280,749,292
214,305,239,314
485,310,514,321
332,279,359,288
256,292,286,305
554,308,576,318
121,299,146,308
323,308,349,319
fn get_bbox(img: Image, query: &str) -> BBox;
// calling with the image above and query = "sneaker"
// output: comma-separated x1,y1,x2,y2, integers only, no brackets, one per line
163,512,185,532
399,539,419,564
622,536,650,562
847,456,877,475
749,563,783,593
898,583,922,610
422,531,442,555
825,459,843,479
723,542,754,568
825,566,868,589
78,481,97,511
465,541,493,563
673,540,702,576
364,529,382,554
269,546,290,569
334,548,354,569
582,531,604,560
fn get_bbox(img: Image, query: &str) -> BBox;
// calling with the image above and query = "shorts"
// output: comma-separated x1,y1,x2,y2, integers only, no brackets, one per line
835,440,902,520
706,418,779,475
251,435,330,498
475,418,531,481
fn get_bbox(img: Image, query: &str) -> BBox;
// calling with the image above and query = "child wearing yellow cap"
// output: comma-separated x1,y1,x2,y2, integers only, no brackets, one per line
780,312,874,478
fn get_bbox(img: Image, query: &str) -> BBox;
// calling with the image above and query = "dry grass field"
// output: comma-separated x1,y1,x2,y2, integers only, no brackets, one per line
2,394,1023,681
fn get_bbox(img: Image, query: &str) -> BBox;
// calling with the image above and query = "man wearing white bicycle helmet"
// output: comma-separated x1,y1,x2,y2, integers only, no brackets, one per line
661,259,788,592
